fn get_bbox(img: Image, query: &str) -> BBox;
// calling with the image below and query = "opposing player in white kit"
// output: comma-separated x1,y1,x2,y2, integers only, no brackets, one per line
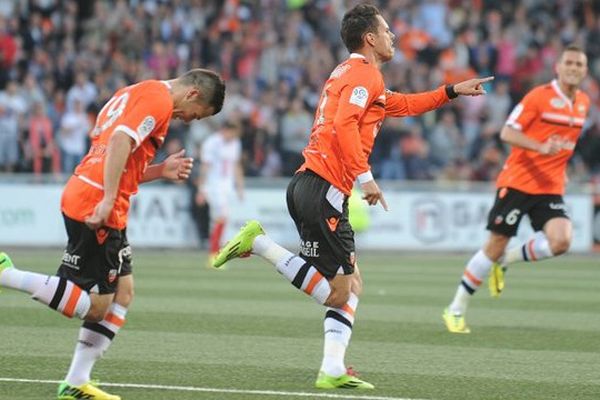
196,120,244,264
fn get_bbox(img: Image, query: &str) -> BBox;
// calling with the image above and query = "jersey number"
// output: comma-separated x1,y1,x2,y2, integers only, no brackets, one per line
91,93,130,137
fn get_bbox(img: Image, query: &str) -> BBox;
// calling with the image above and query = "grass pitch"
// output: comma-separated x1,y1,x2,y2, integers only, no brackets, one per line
0,249,598,399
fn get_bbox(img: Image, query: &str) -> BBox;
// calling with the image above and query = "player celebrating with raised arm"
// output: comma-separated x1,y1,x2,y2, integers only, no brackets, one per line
443,45,589,334
0,68,225,400
213,3,491,390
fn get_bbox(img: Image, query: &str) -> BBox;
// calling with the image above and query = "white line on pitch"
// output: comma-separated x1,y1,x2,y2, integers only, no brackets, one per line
0,377,429,400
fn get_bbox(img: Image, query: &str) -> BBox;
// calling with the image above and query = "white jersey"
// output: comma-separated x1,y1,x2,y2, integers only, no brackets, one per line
201,132,241,194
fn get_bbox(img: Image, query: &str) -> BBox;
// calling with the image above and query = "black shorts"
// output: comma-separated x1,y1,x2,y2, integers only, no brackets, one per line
486,187,569,237
57,214,133,295
286,170,355,279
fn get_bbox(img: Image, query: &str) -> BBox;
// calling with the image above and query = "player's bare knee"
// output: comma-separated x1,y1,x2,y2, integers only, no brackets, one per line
325,290,350,308
484,234,510,261
84,304,108,322
351,276,363,296
114,276,135,307
550,237,570,255
114,286,134,307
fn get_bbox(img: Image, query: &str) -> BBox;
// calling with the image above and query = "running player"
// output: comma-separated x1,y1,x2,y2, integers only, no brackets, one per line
443,45,589,334
196,120,244,265
213,4,491,389
0,68,225,399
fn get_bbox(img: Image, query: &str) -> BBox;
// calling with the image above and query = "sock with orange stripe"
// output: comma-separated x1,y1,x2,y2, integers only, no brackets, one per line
0,268,90,319
321,293,358,377
449,250,493,315
65,303,128,386
253,235,331,304
502,231,554,266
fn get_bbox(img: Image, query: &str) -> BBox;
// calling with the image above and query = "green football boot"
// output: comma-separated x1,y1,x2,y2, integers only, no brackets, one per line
212,220,264,268
488,263,507,298
0,252,14,274
57,381,121,400
315,368,375,390
0,252,14,292
443,307,470,334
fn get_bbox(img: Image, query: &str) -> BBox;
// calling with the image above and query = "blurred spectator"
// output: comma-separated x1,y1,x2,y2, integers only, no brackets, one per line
279,96,312,176
0,80,26,172
400,125,434,180
0,0,598,182
58,99,90,173
428,109,464,169
28,101,60,175
65,72,97,112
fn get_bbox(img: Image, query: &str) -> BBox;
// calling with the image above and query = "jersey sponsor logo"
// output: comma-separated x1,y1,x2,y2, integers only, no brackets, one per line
550,97,566,109
137,116,156,137
300,240,320,257
326,216,339,232
61,251,81,270
349,86,368,108
549,202,566,210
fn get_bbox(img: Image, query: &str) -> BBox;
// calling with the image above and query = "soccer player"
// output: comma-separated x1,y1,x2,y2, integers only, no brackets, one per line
443,45,589,334
195,120,244,265
0,68,225,400
213,4,491,390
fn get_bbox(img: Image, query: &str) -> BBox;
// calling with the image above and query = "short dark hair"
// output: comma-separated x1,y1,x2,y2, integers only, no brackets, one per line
179,68,226,115
562,43,585,56
340,4,382,53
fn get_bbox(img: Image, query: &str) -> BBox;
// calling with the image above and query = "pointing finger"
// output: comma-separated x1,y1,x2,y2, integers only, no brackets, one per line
379,193,389,211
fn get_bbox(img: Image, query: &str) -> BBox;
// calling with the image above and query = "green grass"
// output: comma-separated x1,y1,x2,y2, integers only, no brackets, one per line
0,249,599,399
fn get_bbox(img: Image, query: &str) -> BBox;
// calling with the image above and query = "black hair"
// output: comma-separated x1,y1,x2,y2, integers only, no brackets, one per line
179,68,226,115
340,3,382,53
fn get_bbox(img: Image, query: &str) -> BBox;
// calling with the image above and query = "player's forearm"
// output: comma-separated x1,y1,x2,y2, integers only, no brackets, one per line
500,125,544,152
141,164,165,183
385,86,450,117
103,131,134,202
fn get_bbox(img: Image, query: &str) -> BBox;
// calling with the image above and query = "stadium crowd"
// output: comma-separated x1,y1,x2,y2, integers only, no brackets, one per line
1,0,600,183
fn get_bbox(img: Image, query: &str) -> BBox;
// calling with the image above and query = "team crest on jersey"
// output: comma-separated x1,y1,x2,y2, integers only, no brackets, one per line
107,269,118,283
349,86,368,108
578,104,586,115
550,97,566,109
138,116,156,137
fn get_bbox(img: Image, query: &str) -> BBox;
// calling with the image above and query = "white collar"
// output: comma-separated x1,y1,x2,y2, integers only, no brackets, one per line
349,53,366,59
551,79,574,111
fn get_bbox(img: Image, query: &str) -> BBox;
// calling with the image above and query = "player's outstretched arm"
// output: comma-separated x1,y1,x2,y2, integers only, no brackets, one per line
452,76,494,96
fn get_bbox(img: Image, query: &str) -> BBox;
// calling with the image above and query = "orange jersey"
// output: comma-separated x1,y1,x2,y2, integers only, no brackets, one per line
300,53,450,195
497,80,590,195
61,80,174,229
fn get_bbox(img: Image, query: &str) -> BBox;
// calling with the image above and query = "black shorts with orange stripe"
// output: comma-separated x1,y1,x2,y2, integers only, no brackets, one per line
57,214,132,294
286,170,355,279
486,187,569,237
